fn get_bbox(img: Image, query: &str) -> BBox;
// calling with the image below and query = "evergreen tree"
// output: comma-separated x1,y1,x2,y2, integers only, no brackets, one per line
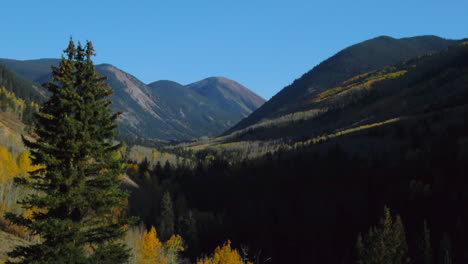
5,40,131,264
392,215,408,264
0,91,8,111
21,102,35,125
355,233,365,264
356,206,408,264
417,220,432,264
159,191,175,241
162,161,172,182
179,210,198,257
439,233,453,264
154,161,162,178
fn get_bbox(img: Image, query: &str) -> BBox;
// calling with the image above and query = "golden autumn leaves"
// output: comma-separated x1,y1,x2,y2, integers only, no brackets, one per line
137,226,253,264
0,144,42,189
137,226,184,264
196,240,253,264
0,144,42,235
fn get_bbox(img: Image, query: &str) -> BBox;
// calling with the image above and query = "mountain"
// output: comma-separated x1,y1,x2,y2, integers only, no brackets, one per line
0,59,265,140
186,77,265,119
92,64,256,139
223,40,468,143
147,80,239,136
225,35,465,135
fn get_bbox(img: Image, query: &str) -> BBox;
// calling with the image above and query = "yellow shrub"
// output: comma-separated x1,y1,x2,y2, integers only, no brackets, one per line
196,240,249,264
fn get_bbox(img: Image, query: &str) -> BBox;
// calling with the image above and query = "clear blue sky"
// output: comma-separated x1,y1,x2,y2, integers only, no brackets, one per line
2,0,467,99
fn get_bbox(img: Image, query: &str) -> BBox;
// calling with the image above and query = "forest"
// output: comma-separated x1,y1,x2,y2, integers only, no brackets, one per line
124,43,468,263
0,39,467,264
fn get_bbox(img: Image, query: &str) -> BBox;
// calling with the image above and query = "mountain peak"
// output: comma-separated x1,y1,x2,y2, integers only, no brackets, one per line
148,80,183,87
373,35,396,41
187,77,265,116
191,76,260,97
204,76,233,83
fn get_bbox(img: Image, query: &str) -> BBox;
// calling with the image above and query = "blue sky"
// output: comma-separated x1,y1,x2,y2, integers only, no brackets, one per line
2,0,467,99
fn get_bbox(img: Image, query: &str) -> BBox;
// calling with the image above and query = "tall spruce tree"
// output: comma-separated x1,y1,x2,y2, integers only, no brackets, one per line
159,191,175,241
6,40,131,264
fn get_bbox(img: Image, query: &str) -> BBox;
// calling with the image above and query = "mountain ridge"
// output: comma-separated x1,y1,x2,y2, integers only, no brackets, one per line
224,35,466,135
221,42,468,143
0,59,265,140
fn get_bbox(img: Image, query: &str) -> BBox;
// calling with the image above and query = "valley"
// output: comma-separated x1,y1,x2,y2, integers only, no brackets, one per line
0,35,467,264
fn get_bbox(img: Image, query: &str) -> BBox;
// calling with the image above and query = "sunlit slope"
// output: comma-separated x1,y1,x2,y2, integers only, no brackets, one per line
226,35,465,135
224,44,468,142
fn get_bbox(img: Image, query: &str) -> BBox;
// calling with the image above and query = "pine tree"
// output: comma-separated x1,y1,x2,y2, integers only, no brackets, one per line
355,233,365,264
5,39,132,264
417,220,432,264
159,191,175,241
356,206,408,264
392,215,408,264
179,209,198,257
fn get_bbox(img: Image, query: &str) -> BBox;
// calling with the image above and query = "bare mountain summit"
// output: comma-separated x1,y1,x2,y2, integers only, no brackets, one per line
187,77,265,119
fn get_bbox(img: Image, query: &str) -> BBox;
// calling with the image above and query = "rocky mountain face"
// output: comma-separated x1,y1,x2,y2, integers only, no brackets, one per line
0,59,265,140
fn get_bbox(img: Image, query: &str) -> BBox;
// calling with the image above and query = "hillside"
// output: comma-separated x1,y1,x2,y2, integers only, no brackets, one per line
219,43,468,143
225,35,465,135
0,59,265,140
0,63,46,103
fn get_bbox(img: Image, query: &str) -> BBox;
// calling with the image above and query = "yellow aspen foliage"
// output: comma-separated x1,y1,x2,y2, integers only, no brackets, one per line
23,205,46,221
0,144,20,182
153,150,161,160
127,163,140,178
136,226,186,264
165,234,184,252
164,234,185,264
17,151,42,176
196,240,248,264
138,226,164,264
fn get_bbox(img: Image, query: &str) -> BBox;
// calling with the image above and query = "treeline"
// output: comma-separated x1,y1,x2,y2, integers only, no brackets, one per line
126,97,468,263
127,225,252,264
